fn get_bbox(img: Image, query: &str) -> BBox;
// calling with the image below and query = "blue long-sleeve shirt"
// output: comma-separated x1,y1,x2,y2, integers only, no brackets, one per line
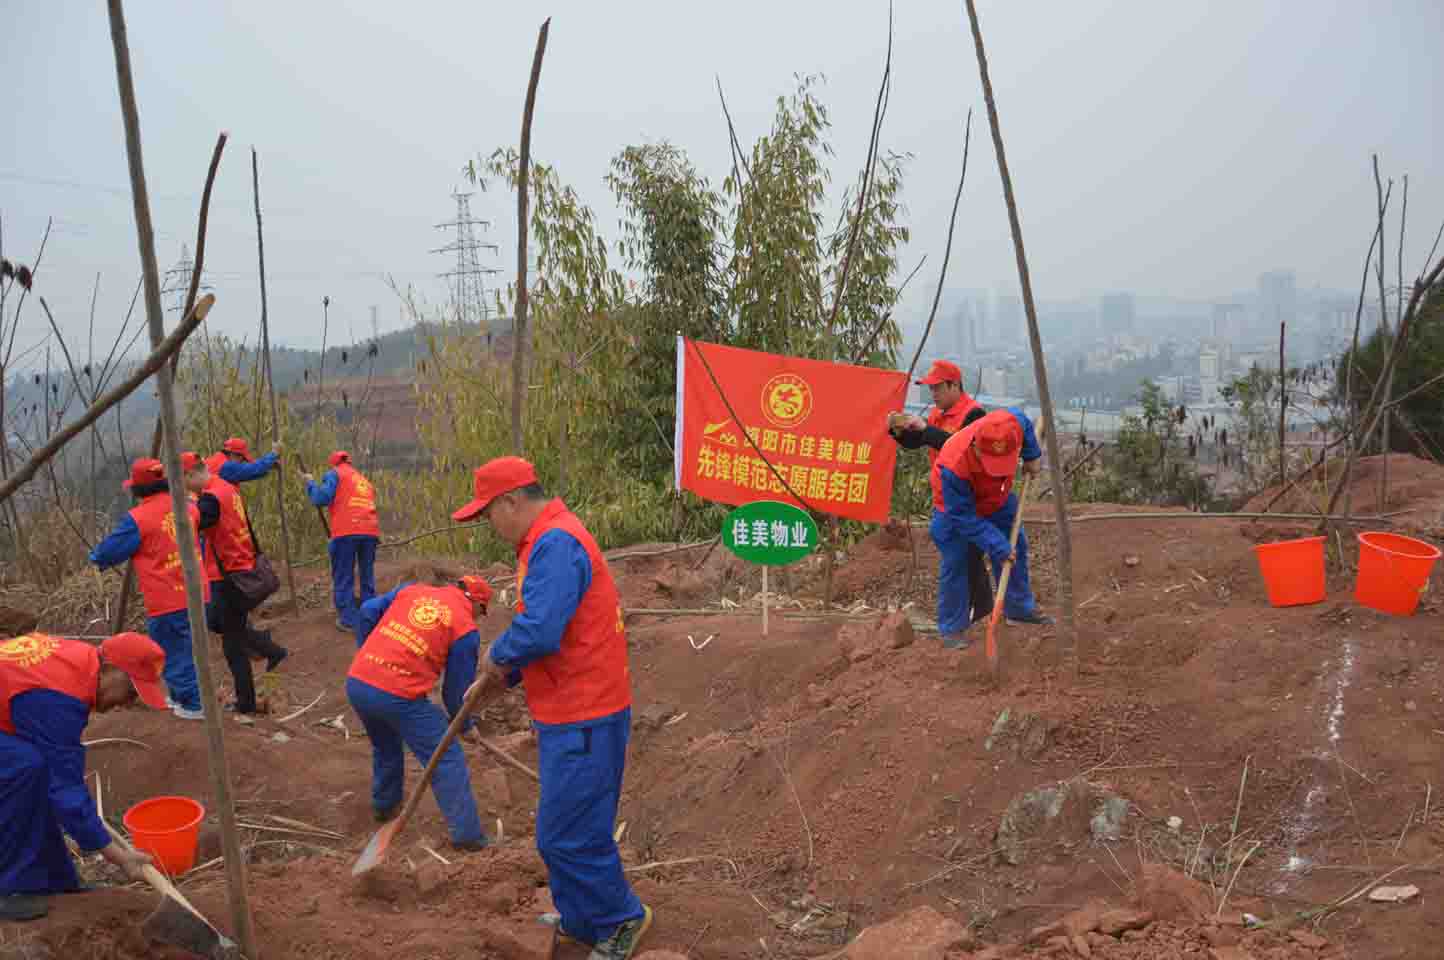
937,407,1042,564
10,690,110,852
89,513,141,569
488,529,590,676
305,469,339,507
357,585,480,723
218,451,279,485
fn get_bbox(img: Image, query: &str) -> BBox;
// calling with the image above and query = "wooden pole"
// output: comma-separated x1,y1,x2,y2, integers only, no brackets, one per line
963,0,1077,666
761,565,769,636
104,5,258,957
1277,321,1286,487
251,147,297,611
511,18,551,455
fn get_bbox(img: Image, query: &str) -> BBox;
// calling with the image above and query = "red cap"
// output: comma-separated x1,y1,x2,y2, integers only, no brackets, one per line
99,632,169,710
328,450,351,466
122,458,165,490
973,410,1022,477
204,452,227,475
221,437,252,461
916,359,963,386
452,457,538,522
180,451,204,473
457,575,493,608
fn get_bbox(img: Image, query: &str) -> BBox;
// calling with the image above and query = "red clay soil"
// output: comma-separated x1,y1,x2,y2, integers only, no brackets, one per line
9,476,1444,958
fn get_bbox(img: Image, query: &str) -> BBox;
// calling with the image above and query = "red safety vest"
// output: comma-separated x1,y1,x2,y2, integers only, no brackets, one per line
348,584,476,699
329,463,380,539
0,634,98,735
201,476,256,581
924,394,983,466
931,417,1019,517
514,500,630,725
129,493,210,617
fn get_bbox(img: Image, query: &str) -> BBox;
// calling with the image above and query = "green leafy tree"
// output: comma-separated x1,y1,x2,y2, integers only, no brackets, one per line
1335,282,1443,457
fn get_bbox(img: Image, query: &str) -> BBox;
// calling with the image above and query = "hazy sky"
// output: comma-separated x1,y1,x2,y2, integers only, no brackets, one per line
3,1,1440,374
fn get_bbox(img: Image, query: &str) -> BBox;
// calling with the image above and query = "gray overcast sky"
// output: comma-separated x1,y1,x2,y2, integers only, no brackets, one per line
3,1,1441,371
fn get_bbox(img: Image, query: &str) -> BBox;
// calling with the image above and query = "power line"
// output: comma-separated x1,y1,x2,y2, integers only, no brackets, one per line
431,190,499,339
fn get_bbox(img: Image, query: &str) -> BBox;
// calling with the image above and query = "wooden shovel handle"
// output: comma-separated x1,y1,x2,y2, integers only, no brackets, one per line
102,821,211,924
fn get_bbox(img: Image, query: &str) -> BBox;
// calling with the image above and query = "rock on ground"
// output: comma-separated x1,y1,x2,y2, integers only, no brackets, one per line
843,905,973,960
1132,863,1214,922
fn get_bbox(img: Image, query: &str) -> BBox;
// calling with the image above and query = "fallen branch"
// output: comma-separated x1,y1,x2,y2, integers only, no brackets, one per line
623,856,741,878
471,735,540,783
82,737,150,750
277,692,324,724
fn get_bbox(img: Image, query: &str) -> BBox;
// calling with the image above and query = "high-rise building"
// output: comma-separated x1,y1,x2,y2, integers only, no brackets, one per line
1257,270,1297,335
1099,292,1136,337
994,293,1023,346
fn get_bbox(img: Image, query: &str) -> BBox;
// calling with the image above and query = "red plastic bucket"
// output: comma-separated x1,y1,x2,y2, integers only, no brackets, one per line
1252,535,1327,607
1355,532,1441,616
123,796,205,876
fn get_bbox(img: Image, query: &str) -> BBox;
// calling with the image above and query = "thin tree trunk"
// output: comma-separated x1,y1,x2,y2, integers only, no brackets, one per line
1277,321,1286,487
963,0,1077,665
1341,181,1390,527
1373,157,1391,510
252,148,297,611
512,18,551,455
104,6,257,957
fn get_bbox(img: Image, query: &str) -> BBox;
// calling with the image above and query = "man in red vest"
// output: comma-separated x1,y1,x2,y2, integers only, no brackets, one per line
346,571,492,849
188,453,288,715
0,631,168,920
216,436,281,486
302,451,380,634
89,458,210,719
931,408,1054,648
887,359,994,644
453,457,651,959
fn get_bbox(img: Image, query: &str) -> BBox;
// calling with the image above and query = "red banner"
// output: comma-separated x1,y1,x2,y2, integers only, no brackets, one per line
674,337,907,523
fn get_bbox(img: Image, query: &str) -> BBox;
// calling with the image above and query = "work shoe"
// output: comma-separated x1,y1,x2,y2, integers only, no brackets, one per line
0,894,49,921
941,632,972,650
266,646,289,672
373,804,399,824
588,904,653,960
539,913,593,949
172,705,205,721
1006,610,1055,626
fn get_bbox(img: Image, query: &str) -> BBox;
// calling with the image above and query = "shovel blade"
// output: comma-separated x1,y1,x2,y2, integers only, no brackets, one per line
143,896,221,957
351,819,398,877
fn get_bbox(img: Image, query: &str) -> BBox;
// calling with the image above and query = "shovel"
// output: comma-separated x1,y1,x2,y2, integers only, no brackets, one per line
352,671,502,876
102,822,241,959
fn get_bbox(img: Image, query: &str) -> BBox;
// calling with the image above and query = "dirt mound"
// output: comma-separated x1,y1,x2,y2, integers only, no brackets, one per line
1244,452,1444,528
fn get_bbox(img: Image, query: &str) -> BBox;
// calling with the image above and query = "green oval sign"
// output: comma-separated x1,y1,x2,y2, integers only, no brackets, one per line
722,500,818,566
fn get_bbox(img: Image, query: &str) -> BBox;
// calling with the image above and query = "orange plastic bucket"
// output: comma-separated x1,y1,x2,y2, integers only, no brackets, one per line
123,796,205,876
1355,532,1441,616
1252,535,1327,607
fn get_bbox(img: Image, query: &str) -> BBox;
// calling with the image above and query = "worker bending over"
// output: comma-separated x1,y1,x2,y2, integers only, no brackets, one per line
346,571,492,851
454,457,651,960
0,632,166,920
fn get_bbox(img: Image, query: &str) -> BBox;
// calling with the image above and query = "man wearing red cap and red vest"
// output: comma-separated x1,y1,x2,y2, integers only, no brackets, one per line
0,631,168,920
346,571,492,850
931,407,1053,647
302,451,380,633
887,359,994,645
89,458,210,719
215,436,282,486
186,453,288,715
453,458,651,959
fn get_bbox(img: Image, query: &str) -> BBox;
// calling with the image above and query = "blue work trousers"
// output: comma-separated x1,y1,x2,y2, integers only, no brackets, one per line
536,708,644,945
0,733,81,895
344,678,484,845
149,610,201,711
928,493,1037,632
329,535,378,629
928,509,996,635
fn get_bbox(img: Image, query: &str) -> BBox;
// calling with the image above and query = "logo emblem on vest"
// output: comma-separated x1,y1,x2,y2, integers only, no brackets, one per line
407,596,450,630
161,511,178,542
0,634,60,668
761,373,812,429
991,439,1008,454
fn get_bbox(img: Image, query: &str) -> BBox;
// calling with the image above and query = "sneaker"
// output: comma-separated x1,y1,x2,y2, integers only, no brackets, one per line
1006,610,1055,626
539,913,592,949
172,705,205,721
266,647,289,672
588,905,652,960
941,632,972,650
0,894,48,921
165,696,178,710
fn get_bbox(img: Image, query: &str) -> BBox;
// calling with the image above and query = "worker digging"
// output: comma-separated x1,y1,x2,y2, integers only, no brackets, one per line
453,456,653,959
931,406,1054,647
888,358,995,645
88,458,211,720
0,631,167,921
303,450,381,636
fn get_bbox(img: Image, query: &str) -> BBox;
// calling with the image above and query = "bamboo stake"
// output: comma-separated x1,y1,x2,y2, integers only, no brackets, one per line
251,148,297,611
511,18,551,455
104,5,257,957
963,0,1077,669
